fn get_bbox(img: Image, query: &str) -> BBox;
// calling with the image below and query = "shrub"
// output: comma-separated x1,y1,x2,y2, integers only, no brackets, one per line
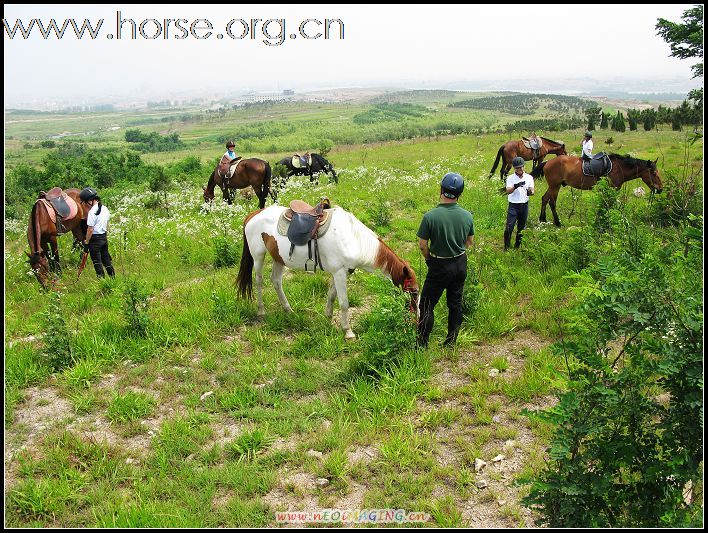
213,236,239,268
122,278,150,336
42,289,74,371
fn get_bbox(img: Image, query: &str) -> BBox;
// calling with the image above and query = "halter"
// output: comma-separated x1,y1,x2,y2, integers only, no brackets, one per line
402,277,420,319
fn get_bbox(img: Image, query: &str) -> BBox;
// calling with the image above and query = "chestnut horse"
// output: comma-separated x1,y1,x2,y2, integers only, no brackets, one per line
27,188,87,288
489,137,567,179
531,154,663,226
236,205,419,340
203,158,274,208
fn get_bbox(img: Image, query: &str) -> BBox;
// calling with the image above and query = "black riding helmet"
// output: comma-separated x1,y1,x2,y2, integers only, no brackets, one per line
512,157,525,168
79,187,98,202
441,172,464,198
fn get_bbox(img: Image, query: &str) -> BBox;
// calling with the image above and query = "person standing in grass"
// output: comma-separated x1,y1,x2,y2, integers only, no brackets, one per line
80,187,115,278
416,172,475,349
504,157,534,250
581,131,594,161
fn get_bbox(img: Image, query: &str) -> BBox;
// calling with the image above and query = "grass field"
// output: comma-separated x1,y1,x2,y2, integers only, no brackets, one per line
3,93,703,527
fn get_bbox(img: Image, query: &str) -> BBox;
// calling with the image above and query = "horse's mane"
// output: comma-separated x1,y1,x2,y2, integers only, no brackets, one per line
609,153,655,169
540,137,563,146
374,238,411,287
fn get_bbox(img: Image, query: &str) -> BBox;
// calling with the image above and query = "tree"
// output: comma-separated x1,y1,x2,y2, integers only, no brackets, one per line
600,112,609,129
611,111,626,132
656,5,703,102
627,109,641,131
584,105,602,130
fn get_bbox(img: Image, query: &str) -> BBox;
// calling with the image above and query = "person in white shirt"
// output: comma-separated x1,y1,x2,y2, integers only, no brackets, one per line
79,187,115,278
504,157,535,250
219,140,240,179
581,131,594,161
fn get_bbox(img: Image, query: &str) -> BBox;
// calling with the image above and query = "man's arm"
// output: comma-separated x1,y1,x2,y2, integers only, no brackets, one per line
418,238,430,260
465,235,474,248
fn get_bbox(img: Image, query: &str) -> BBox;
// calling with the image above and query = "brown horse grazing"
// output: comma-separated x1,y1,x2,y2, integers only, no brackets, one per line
531,154,664,226
27,188,87,288
489,137,567,179
203,158,274,208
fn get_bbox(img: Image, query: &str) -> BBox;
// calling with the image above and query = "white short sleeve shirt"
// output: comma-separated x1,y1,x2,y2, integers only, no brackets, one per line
506,173,535,203
87,203,110,235
582,139,593,158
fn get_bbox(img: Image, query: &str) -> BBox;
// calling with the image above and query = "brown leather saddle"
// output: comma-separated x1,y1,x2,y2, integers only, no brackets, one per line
38,187,79,234
217,157,243,181
522,135,542,159
284,198,332,272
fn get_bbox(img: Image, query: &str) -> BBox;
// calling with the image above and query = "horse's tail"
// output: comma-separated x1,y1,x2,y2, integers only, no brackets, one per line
236,221,255,300
489,145,504,178
530,161,546,180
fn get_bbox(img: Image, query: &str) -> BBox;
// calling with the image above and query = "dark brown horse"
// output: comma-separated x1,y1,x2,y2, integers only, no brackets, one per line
489,137,567,179
531,154,664,226
203,158,274,208
277,153,338,183
27,188,87,288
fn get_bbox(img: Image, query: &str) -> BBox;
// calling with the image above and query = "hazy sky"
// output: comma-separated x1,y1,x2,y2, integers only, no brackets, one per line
4,4,702,104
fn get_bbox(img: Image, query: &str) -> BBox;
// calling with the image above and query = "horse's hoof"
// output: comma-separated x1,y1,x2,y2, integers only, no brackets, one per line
344,331,356,341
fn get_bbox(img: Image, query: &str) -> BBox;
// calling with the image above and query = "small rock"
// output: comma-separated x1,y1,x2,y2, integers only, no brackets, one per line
475,480,488,489
492,415,502,423
488,368,500,378
315,477,329,487
125,457,135,464
497,499,507,507
200,391,214,401
307,449,323,458
473,458,487,472
503,439,516,448
492,454,505,463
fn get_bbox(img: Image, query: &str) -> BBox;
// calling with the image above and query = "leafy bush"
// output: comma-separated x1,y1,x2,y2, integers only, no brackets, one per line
523,217,703,527
122,278,150,337
213,236,239,268
42,289,74,371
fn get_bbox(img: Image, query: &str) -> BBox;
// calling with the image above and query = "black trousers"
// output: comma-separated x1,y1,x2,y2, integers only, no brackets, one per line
417,253,467,347
88,233,115,278
504,202,529,249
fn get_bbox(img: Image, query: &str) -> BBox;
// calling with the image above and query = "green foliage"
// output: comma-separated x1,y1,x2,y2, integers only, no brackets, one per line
225,427,274,462
611,110,626,132
592,179,620,234
524,211,703,527
107,391,156,422
353,103,429,124
600,112,609,129
368,199,392,229
462,258,484,318
213,236,239,268
585,105,602,130
125,129,185,152
41,289,74,371
656,5,703,82
122,278,150,337
344,283,417,381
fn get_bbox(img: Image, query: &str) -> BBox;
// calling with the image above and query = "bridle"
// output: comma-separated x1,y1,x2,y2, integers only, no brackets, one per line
402,277,420,319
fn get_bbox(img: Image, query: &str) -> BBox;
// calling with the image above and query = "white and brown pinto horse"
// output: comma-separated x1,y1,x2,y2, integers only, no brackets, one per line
236,205,420,339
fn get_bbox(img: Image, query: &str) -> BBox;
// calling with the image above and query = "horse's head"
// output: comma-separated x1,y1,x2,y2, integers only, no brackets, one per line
203,185,215,202
557,143,567,156
27,250,49,289
401,263,420,318
642,158,663,193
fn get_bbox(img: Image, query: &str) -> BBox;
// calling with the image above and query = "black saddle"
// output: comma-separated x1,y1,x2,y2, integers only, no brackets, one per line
286,199,331,272
44,187,72,218
582,152,612,178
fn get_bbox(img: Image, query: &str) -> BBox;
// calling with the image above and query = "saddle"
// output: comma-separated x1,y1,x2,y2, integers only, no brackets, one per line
279,198,332,272
522,135,542,159
582,152,613,178
38,188,79,234
291,153,312,169
217,157,243,181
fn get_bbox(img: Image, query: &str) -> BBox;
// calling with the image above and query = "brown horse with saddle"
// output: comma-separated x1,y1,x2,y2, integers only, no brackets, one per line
27,187,88,288
203,157,274,208
489,136,567,180
531,153,663,226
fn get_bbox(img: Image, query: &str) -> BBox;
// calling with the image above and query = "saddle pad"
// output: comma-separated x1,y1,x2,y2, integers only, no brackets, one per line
38,195,79,227
291,154,312,169
277,209,333,238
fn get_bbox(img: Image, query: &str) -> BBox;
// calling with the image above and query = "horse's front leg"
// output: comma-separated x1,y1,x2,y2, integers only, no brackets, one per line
48,235,61,273
270,262,293,313
332,269,355,340
540,192,549,223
